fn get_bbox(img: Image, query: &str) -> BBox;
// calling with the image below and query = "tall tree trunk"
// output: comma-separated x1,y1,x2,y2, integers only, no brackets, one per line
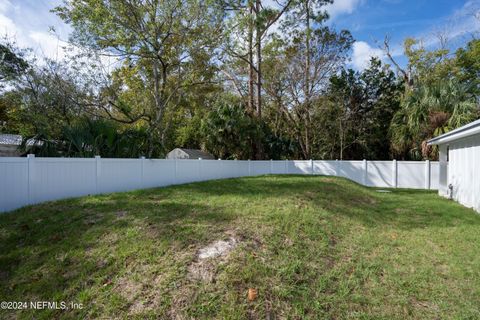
254,0,264,159
305,0,310,109
255,0,262,118
305,115,310,159
339,119,344,160
304,1,311,159
248,2,255,113
148,59,165,157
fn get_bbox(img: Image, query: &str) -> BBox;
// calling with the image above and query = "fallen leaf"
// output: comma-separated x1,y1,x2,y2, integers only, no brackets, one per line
248,288,257,301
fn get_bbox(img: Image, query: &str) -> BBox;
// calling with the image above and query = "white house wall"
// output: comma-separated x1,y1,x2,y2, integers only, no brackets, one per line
448,133,480,212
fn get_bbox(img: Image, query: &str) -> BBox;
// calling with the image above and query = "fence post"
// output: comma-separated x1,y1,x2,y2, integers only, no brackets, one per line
392,159,398,188
270,159,273,174
425,160,431,190
140,156,145,187
234,158,237,178
174,158,178,184
285,159,289,174
199,158,203,181
310,159,314,175
27,154,35,204
363,159,367,186
248,159,251,176
335,159,339,176
95,155,101,194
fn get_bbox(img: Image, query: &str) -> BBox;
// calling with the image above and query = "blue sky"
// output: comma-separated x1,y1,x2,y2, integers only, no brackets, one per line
329,0,480,69
0,0,479,70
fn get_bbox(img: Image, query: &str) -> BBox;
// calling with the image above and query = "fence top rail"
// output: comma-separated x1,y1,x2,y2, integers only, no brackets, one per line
33,158,97,163
0,157,28,163
0,156,440,163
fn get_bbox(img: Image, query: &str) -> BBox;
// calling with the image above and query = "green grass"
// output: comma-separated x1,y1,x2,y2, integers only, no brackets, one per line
1,175,480,319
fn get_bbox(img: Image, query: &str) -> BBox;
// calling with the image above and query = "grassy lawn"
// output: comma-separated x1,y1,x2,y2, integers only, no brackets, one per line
1,175,480,319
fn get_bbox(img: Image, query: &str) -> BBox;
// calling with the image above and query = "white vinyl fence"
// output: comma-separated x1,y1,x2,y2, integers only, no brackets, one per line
0,156,439,213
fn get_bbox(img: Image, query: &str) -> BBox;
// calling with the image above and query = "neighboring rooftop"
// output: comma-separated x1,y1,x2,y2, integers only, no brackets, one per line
0,134,22,146
428,119,480,145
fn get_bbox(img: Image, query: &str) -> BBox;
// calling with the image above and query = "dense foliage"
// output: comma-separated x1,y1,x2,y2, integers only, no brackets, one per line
0,1,478,160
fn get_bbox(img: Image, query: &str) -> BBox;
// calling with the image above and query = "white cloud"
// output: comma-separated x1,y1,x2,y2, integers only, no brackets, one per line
0,0,74,62
426,0,480,47
351,41,384,70
28,31,70,61
325,0,363,19
0,12,15,34
0,0,18,36
396,0,480,52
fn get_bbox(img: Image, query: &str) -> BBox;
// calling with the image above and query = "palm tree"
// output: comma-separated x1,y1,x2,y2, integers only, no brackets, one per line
390,79,479,159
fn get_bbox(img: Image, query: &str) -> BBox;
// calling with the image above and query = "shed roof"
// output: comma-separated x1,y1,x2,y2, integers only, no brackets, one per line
428,119,480,145
0,134,22,146
176,148,215,159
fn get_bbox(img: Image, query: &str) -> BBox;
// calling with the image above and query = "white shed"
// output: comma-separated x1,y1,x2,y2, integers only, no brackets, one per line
428,119,480,212
166,148,215,160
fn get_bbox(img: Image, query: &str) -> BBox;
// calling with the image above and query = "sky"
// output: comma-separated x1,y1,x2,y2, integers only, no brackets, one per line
0,0,479,70
328,0,480,69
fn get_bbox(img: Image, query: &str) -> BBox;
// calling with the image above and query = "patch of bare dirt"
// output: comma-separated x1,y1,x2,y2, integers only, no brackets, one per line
114,276,143,300
168,230,244,318
187,236,238,282
410,297,440,312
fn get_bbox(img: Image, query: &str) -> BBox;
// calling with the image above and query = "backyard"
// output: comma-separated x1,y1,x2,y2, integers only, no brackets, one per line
1,175,480,319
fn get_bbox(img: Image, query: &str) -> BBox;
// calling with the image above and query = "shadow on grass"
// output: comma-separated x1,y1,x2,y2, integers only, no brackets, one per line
0,198,235,302
181,174,480,230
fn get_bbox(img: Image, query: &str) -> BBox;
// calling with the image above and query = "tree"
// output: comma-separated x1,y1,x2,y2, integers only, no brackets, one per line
222,0,292,116
274,6,353,158
390,79,479,159
382,36,452,90
0,41,28,84
455,39,480,95
54,0,223,156
201,103,261,159
221,0,292,159
10,59,91,140
327,58,401,160
24,117,149,157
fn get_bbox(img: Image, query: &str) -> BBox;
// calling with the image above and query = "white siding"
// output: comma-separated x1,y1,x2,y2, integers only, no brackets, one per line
448,133,480,212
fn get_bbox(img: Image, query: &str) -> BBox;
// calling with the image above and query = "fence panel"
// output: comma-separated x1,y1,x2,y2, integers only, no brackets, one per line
251,161,271,175
338,161,364,184
199,160,222,181
32,158,97,204
367,161,393,187
397,161,426,189
288,160,311,174
99,158,142,193
272,160,287,174
313,160,337,176
0,158,28,212
176,160,201,184
143,159,175,188
0,157,441,213
429,161,440,190
224,160,249,178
